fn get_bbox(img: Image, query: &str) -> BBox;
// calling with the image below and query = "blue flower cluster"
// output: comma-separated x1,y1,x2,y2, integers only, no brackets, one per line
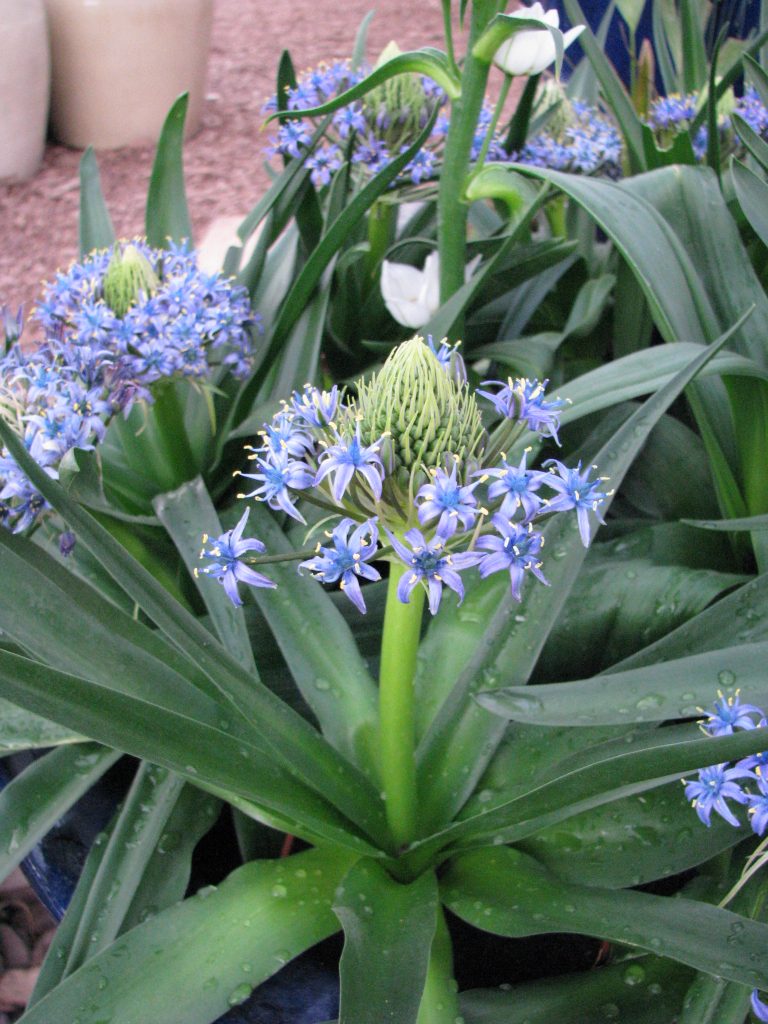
514,101,623,177
201,335,610,613
683,692,768,832
265,59,448,188
0,240,258,534
647,87,768,160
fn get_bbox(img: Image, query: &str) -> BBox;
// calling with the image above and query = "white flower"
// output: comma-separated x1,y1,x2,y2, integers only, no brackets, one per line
493,2,584,78
381,252,481,329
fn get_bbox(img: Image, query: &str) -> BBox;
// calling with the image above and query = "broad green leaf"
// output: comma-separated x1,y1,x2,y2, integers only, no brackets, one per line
153,479,255,672
334,859,439,1024
532,555,742,682
20,846,355,1024
562,0,646,171
679,974,753,1024
145,94,192,248
0,649,377,857
460,955,693,1024
0,697,84,754
563,272,615,338
0,419,389,849
405,721,768,867
414,325,751,832
478,642,768,727
731,156,768,249
519,779,750,889
62,763,185,971
442,847,768,990
653,0,680,95
0,743,120,880
78,147,114,255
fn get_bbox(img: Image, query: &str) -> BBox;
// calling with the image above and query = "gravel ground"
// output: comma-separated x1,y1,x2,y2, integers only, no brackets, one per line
0,0,446,314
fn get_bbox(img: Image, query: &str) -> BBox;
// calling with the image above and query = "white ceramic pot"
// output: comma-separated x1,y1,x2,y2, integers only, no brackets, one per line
44,0,213,149
0,0,50,181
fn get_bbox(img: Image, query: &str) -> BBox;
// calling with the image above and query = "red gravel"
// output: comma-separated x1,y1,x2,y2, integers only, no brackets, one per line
0,0,447,314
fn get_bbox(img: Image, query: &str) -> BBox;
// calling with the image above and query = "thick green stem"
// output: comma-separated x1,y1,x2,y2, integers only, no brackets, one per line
379,559,425,849
149,380,199,486
437,0,500,311
366,198,396,281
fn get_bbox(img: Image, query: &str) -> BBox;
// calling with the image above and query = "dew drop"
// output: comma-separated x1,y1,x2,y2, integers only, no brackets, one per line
227,983,252,1007
635,693,665,712
717,670,736,688
271,883,288,899
623,963,645,986
314,678,331,691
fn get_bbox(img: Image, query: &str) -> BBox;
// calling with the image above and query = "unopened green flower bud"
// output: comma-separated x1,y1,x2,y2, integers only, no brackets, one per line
103,243,160,318
367,42,436,152
353,335,485,475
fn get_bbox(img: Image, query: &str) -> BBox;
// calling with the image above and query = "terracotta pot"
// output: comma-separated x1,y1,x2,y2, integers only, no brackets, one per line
44,0,213,149
0,0,50,181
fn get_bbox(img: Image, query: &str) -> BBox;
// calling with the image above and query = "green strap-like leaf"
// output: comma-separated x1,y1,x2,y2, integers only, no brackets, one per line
20,847,355,1024
78,147,115,255
0,696,84,754
0,743,120,881
334,859,439,1024
460,954,693,1024
731,156,768,250
478,641,768,727
443,847,768,991
145,94,193,248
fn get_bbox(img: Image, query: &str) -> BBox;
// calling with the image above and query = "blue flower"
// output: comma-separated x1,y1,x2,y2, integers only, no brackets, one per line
683,763,753,828
426,336,467,384
477,377,566,442
314,424,385,503
415,461,481,536
747,771,768,836
237,449,315,524
701,691,764,736
291,384,339,428
299,517,381,613
276,119,313,159
197,508,275,607
477,449,551,521
385,527,480,614
542,459,609,546
255,411,314,459
752,990,768,1021
306,144,342,187
737,719,768,773
475,513,548,601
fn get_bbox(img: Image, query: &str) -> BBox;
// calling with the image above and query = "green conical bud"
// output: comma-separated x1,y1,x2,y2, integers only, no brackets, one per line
103,243,160,318
366,42,435,153
352,335,485,475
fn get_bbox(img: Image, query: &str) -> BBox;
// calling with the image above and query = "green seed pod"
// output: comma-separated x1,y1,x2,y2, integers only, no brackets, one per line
103,243,160,318
353,335,485,474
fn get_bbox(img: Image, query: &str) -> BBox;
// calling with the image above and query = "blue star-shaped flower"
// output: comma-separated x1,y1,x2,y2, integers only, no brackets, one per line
752,990,768,1022
237,449,314,524
475,513,548,602
314,424,385,503
542,459,609,547
477,377,566,442
701,692,764,736
747,771,768,836
299,517,381,613
415,462,480,537
197,508,275,607
683,763,754,828
477,449,552,522
385,527,480,615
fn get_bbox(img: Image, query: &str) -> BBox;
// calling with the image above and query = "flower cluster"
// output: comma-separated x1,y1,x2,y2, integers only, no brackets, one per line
201,335,610,612
0,240,258,533
647,87,768,161
683,691,768,832
515,100,623,177
265,53,448,188
683,691,768,1021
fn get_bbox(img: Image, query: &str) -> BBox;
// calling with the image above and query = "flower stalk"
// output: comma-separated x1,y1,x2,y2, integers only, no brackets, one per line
379,555,425,849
